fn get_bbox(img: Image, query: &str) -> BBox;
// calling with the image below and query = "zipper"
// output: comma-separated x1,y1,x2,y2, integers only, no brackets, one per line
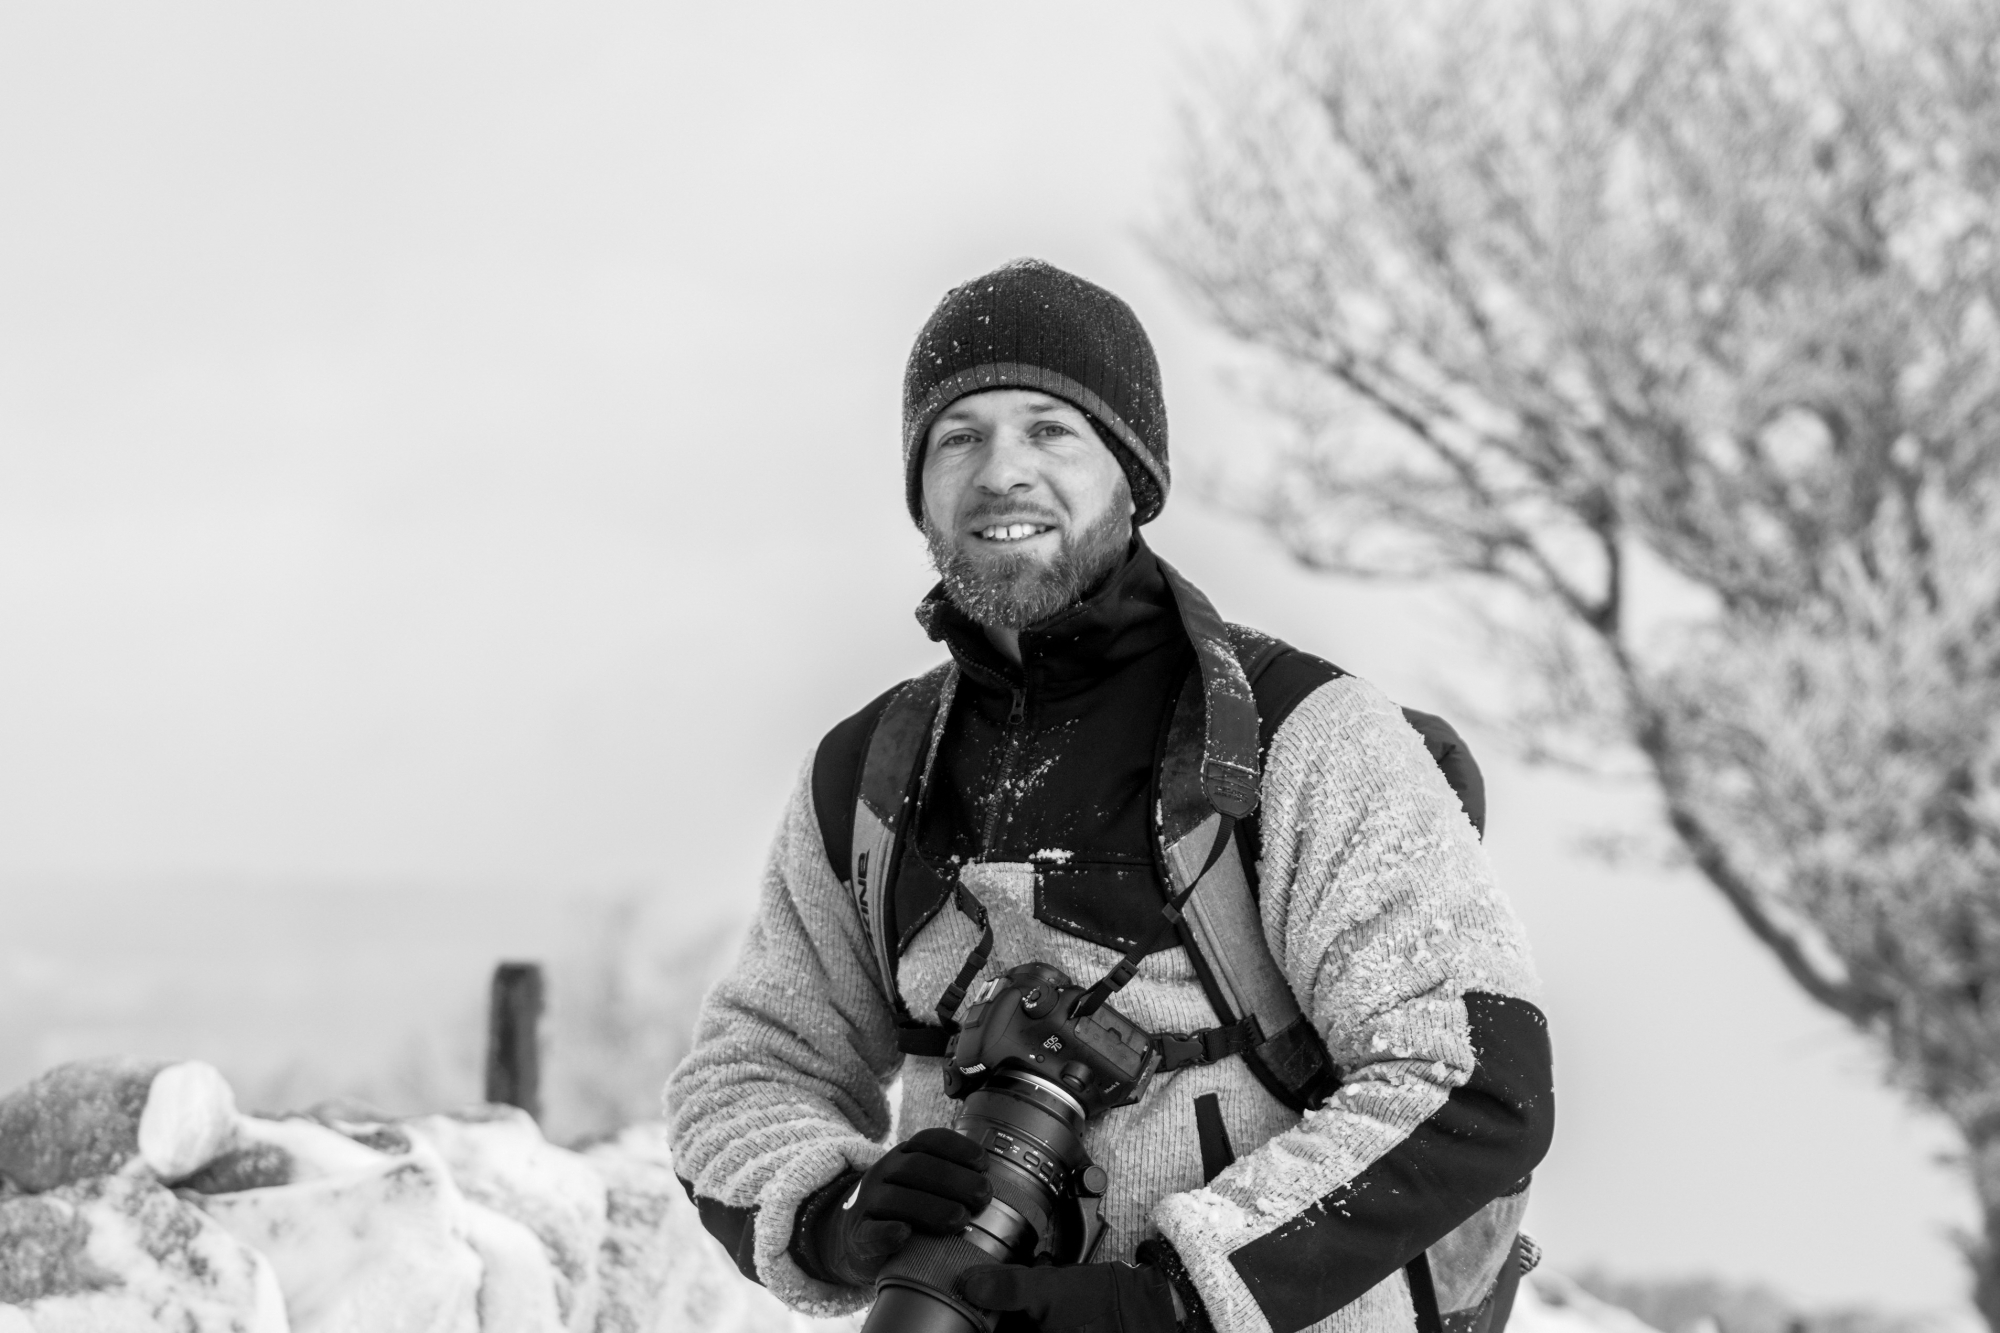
980,684,1030,852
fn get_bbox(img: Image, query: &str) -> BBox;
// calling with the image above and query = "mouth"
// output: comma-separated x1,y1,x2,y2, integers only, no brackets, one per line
972,522,1056,544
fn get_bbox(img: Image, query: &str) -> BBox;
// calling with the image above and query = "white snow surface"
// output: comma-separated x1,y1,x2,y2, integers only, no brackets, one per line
0,1061,862,1333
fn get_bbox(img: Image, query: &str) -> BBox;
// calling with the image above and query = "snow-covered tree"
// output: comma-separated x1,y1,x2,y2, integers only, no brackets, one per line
1159,0,2000,1319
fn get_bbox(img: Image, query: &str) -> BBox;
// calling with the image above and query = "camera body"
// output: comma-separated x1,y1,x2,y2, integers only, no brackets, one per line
943,962,1161,1112
862,963,1160,1333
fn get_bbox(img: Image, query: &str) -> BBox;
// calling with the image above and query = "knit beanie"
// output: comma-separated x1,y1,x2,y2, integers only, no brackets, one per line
903,259,1170,527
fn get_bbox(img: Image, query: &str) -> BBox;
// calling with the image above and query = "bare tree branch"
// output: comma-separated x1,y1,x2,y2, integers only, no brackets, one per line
1161,0,2000,1317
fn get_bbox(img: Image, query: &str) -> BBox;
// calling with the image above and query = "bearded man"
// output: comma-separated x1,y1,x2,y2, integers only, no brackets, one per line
665,260,1552,1333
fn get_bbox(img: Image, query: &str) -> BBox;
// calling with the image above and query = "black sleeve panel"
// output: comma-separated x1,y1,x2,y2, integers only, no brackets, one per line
1246,647,1346,756
1399,707,1487,838
810,682,905,882
680,1175,764,1284
1227,993,1554,1333
1237,646,1345,879
1234,647,1487,890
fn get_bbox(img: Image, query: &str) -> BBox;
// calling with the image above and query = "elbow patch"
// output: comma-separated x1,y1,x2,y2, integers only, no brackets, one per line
1227,993,1553,1333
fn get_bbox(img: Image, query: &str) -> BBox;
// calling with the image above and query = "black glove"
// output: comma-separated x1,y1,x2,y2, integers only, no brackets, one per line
958,1260,1182,1333
791,1127,991,1287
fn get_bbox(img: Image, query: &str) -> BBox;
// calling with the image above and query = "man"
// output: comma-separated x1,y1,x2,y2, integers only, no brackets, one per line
666,260,1552,1333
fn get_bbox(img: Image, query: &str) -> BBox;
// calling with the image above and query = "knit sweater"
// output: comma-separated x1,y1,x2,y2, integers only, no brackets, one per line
665,564,1549,1333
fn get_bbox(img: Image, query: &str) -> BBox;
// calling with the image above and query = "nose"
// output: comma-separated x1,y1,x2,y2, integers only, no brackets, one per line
972,429,1038,495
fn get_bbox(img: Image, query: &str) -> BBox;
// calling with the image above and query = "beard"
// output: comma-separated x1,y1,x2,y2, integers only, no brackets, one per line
925,498,1133,630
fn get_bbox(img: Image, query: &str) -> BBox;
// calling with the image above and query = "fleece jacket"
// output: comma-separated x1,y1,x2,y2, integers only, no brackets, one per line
664,542,1551,1333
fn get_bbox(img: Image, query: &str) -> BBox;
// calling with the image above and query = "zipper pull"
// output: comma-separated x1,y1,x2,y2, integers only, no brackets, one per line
1008,688,1026,726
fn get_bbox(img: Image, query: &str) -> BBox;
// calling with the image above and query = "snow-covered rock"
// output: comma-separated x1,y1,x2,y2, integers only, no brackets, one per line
403,1107,607,1333
193,1141,484,1333
460,1200,567,1333
183,1113,395,1194
0,1058,1070,1333
0,1059,236,1192
0,1172,286,1332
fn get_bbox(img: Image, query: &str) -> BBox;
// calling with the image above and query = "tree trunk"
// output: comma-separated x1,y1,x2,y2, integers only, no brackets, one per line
1962,1115,2000,1333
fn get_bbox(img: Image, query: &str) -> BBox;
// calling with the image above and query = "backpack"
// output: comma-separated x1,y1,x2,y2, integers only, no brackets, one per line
833,557,1532,1333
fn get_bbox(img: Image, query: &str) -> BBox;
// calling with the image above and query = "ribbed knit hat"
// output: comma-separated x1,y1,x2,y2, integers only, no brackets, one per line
903,259,1169,527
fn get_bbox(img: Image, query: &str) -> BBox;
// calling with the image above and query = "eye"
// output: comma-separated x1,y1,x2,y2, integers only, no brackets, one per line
1031,421,1075,440
935,428,979,450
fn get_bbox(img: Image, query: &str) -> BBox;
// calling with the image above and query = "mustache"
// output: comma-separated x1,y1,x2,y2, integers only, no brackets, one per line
957,500,1063,528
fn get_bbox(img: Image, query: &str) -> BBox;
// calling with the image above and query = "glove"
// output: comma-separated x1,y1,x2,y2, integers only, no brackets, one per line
794,1127,991,1287
958,1260,1182,1333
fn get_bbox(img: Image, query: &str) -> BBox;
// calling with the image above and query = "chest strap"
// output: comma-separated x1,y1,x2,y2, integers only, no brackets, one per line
1154,1016,1263,1071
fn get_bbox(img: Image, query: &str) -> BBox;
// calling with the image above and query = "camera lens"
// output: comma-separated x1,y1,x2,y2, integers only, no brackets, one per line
862,1071,1092,1333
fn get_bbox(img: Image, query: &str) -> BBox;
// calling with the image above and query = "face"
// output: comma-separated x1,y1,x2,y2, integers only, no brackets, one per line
920,388,1135,629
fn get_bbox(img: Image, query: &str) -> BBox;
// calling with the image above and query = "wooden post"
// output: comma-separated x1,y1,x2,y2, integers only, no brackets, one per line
485,961,545,1121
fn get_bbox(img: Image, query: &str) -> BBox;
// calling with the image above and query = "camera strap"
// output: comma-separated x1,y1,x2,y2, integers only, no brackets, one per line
929,883,995,1033
1070,805,1267,1073
1073,810,1236,1019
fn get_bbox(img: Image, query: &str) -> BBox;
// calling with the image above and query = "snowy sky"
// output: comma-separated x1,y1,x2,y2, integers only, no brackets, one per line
0,1,1974,1317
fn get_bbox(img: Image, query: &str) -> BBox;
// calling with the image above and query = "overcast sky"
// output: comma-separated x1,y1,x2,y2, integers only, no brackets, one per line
0,2,1976,1319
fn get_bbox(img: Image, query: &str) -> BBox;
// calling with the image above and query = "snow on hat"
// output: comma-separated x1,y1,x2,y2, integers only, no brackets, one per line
902,258,1170,527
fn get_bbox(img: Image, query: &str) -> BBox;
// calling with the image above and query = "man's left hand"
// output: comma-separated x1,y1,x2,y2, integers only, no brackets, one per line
958,1261,1180,1333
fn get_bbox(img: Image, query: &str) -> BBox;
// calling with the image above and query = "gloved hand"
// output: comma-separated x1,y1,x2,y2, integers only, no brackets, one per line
958,1260,1182,1333
798,1127,991,1287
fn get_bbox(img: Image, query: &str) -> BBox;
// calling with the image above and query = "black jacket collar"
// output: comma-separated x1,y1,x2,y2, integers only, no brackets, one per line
915,537,1184,702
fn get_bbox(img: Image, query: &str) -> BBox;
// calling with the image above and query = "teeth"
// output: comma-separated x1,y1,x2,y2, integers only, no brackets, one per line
980,524,1049,541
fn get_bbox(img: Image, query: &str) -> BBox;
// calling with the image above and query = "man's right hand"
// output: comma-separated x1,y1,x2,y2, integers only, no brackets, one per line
802,1127,992,1288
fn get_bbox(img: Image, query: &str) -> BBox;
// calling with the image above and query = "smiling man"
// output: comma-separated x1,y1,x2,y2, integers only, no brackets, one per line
921,388,1134,655
665,260,1553,1333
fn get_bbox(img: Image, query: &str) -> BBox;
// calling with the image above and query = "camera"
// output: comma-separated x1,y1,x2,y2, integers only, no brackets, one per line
861,962,1161,1333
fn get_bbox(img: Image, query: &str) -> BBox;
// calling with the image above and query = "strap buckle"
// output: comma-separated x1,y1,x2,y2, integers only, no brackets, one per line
1154,1016,1263,1071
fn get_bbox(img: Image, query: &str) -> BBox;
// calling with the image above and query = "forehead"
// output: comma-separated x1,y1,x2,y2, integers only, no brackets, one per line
933,388,1087,425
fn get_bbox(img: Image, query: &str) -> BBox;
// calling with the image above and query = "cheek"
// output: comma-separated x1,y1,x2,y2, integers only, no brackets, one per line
920,456,962,528
1060,451,1129,525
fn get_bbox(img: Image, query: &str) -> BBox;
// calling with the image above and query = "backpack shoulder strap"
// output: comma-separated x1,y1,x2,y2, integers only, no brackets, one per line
811,682,906,879
1155,557,1261,818
1155,660,1342,1110
829,662,956,1004
1145,589,1345,1112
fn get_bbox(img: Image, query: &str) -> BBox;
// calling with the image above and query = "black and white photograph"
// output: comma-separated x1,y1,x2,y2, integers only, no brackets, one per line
2,4,1995,1332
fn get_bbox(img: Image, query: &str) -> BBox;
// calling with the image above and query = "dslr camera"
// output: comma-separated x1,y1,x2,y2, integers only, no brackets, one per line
861,962,1162,1333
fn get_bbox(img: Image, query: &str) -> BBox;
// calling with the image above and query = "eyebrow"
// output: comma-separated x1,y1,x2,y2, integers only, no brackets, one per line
935,396,1072,424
